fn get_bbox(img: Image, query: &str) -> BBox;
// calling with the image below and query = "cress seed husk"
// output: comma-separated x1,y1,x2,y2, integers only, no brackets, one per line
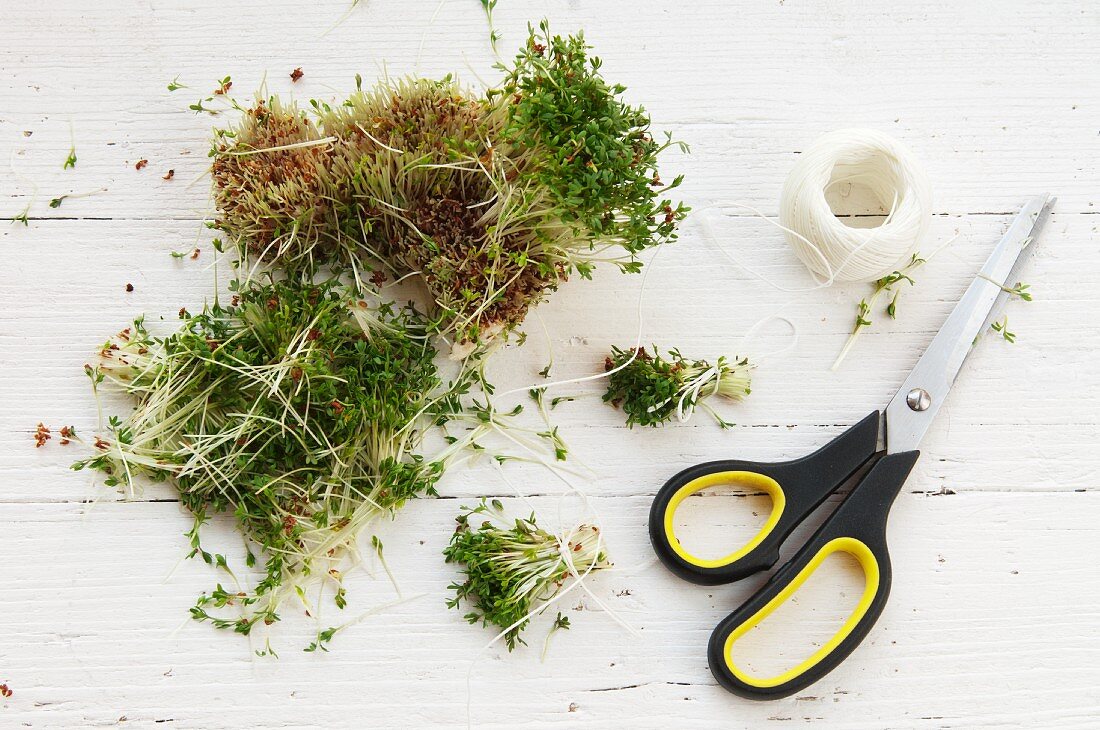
603,346,752,428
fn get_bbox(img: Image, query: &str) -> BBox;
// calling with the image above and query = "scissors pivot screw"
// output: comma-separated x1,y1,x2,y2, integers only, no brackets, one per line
905,388,931,412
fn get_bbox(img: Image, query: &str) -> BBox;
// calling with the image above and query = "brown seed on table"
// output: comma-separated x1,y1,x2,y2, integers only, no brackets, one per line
0,683,11,698
190,247,200,260
290,67,304,83
135,159,148,170
34,423,51,447
163,169,175,180
125,283,134,292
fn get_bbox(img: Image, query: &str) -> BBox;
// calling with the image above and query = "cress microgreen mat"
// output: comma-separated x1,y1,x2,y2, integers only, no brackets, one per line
211,21,687,350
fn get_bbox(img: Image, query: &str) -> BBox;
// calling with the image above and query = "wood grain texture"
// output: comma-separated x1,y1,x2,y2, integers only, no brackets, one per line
2,1,1098,728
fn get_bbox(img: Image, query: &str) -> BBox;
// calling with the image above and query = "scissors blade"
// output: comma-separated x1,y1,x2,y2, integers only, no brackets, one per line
883,194,1054,454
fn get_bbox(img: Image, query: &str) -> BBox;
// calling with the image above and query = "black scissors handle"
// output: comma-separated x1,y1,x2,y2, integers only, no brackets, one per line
648,413,920,699
649,412,881,585
707,450,918,699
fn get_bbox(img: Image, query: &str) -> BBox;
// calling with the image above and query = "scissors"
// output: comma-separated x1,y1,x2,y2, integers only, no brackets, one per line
649,194,1054,700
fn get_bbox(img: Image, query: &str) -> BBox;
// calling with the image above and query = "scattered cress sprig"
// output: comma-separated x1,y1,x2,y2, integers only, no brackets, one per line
990,316,1016,343
833,249,1033,358
996,280,1031,301
987,280,1031,343
832,252,926,370
479,0,500,53
63,123,77,169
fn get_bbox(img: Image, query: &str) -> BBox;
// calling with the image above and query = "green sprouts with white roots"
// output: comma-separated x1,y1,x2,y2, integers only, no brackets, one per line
74,279,492,638
444,499,610,650
210,22,687,349
603,346,753,428
71,20,685,651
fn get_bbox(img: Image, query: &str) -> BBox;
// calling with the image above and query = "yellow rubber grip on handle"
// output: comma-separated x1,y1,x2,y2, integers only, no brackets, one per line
721,536,881,688
662,471,786,569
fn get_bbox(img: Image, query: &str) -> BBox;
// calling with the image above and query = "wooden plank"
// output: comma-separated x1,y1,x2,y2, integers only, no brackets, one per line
1,2,1098,218
1,212,1093,502
0,493,1097,728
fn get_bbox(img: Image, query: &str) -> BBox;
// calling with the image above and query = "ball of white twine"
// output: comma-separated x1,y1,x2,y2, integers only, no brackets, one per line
778,128,932,284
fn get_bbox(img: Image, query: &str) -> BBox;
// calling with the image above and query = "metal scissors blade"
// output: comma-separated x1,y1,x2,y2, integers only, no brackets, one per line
883,194,1055,453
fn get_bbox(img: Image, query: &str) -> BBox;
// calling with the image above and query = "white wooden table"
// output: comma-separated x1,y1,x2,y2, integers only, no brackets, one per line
3,1,1099,727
